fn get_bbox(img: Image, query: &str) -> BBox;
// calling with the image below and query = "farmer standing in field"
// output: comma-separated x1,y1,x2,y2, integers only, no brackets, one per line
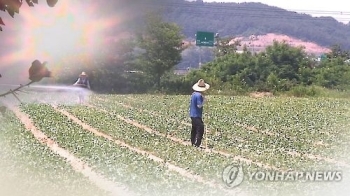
73,71,91,104
189,79,210,148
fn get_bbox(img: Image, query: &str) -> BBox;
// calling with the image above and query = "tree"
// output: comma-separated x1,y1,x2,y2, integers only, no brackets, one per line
135,12,185,90
214,36,239,58
0,0,59,31
326,44,350,59
264,40,310,82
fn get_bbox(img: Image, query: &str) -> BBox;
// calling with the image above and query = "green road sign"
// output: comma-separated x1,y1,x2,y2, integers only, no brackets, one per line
196,31,214,47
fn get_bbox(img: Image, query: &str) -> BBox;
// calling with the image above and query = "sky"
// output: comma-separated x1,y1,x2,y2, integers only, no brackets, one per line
200,0,350,23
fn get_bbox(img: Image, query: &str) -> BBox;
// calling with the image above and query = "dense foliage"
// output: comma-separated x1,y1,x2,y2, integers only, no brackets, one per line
183,42,350,95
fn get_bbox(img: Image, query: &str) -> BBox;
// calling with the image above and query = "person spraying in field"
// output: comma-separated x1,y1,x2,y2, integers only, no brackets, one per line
73,72,91,104
189,79,210,148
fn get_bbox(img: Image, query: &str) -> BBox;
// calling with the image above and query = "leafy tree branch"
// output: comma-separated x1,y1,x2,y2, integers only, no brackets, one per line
0,59,51,103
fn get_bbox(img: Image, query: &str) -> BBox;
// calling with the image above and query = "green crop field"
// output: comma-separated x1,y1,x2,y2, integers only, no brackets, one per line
1,92,350,196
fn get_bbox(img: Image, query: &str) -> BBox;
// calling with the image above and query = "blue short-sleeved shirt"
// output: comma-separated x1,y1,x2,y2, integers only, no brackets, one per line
190,92,204,117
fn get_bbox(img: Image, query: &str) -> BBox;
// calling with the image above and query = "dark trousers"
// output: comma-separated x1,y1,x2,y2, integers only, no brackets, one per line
191,117,204,147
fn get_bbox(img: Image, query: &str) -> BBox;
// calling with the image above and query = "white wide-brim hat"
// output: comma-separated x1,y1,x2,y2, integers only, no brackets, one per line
80,72,87,76
192,79,210,92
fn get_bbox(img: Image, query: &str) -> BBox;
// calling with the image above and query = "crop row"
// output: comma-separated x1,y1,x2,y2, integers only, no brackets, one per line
0,109,108,196
94,94,350,162
98,94,346,132
15,96,345,195
59,105,259,180
20,103,233,196
89,97,338,170
97,94,347,139
60,104,350,196
90,94,350,195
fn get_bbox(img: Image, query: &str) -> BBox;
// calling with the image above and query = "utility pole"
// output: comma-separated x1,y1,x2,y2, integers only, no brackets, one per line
199,46,202,68
214,33,219,57
249,34,257,54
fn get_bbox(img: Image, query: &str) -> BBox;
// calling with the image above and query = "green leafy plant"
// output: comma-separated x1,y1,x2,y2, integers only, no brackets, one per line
20,103,233,196
0,111,108,196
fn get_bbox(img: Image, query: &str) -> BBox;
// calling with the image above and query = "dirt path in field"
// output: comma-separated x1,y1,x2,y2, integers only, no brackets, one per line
2,101,134,196
51,106,243,195
92,98,350,169
85,104,283,172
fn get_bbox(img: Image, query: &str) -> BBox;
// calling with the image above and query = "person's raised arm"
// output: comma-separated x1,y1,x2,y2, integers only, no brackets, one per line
73,78,80,85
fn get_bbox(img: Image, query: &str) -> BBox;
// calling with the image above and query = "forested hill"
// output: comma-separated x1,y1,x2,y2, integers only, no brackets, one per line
161,0,350,49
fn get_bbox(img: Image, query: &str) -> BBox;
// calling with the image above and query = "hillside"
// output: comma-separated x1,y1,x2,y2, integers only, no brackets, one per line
233,33,331,55
162,0,350,50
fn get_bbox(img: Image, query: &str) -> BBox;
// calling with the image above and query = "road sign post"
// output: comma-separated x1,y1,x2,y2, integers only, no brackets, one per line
196,31,215,68
196,31,215,47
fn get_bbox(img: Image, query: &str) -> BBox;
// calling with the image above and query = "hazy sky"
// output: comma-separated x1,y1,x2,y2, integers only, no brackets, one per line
200,0,350,23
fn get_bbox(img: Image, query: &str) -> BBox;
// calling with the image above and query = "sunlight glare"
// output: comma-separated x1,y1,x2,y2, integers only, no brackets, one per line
18,0,111,61
31,14,83,58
